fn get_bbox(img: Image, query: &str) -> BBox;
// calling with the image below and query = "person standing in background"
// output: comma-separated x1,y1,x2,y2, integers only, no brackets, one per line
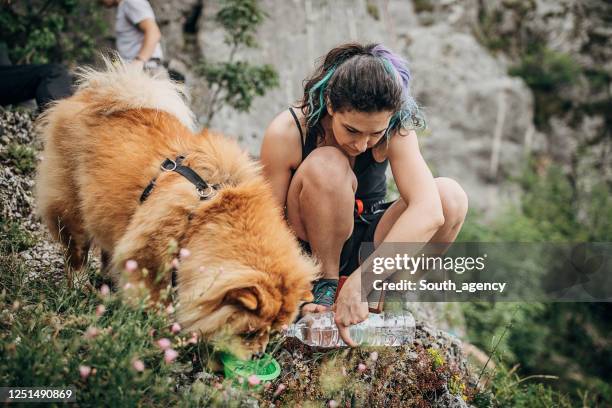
100,0,164,72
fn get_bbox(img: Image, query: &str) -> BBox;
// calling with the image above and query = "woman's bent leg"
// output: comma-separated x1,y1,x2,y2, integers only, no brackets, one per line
286,146,357,279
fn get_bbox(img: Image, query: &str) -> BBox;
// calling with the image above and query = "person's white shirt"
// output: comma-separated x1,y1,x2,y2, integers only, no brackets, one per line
115,0,163,61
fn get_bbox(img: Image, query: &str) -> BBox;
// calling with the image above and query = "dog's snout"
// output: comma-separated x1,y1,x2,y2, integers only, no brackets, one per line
251,351,264,360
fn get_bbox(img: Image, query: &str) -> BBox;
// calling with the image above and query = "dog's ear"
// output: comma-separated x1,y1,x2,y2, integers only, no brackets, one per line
224,287,260,311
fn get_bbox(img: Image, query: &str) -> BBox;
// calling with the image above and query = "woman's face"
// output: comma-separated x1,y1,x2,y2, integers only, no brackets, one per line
326,107,393,157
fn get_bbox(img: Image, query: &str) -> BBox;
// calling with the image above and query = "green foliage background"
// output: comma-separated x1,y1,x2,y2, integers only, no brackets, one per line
462,3,612,403
456,163,612,406
0,0,108,65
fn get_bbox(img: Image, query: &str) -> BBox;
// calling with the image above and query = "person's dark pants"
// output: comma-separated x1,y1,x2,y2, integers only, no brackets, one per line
0,64,73,110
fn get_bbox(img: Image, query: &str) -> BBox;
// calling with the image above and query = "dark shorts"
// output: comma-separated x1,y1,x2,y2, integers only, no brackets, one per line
298,201,394,277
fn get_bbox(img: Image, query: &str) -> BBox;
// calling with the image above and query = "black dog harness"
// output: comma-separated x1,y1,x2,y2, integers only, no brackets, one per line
140,155,221,287
140,155,220,203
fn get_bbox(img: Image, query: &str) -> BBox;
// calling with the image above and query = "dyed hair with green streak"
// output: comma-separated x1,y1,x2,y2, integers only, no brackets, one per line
299,42,425,145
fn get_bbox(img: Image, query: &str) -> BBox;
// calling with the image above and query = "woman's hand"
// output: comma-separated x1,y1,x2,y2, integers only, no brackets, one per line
301,303,330,314
333,273,369,347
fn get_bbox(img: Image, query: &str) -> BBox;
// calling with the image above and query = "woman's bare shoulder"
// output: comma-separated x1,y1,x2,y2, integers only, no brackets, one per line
261,109,304,169
266,109,303,139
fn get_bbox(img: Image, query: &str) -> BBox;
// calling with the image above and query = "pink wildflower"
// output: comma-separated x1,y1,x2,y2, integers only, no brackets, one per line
132,359,145,372
187,332,198,344
84,326,99,339
125,260,138,272
79,365,91,379
273,383,286,397
247,375,261,386
100,284,110,296
164,348,178,363
96,304,106,317
157,338,171,350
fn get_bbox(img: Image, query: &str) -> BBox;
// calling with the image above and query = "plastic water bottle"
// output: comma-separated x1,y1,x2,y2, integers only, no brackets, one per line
286,311,415,347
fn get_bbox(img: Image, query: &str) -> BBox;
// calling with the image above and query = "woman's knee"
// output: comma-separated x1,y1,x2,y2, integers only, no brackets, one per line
436,177,468,227
299,147,357,195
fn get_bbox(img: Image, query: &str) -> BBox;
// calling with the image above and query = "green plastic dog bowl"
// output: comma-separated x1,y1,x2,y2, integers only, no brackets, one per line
220,352,281,382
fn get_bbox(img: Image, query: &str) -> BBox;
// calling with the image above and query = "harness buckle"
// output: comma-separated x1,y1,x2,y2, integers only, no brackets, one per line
161,159,177,172
197,185,216,200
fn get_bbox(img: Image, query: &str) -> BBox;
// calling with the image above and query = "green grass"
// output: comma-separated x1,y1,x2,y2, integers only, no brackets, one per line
473,363,573,408
0,244,480,406
2,254,174,405
2,154,609,405
0,217,37,252
0,241,266,406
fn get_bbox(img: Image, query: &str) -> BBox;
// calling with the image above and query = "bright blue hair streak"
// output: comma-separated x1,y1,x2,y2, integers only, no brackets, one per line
307,66,336,127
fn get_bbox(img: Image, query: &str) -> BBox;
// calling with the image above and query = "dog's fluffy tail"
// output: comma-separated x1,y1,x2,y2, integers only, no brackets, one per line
74,56,195,130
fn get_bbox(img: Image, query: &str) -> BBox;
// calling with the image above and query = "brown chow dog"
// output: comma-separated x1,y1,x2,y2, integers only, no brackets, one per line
35,61,318,358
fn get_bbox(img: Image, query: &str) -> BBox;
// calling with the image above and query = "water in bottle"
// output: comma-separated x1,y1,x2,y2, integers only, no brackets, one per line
286,311,415,347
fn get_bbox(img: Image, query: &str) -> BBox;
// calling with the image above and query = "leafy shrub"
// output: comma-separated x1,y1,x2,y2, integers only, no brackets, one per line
457,160,610,243
196,0,279,125
509,47,582,128
510,47,582,92
199,60,278,119
458,159,612,405
0,0,108,65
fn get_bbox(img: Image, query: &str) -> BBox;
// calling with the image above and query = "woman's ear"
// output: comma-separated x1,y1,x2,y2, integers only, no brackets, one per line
326,100,334,117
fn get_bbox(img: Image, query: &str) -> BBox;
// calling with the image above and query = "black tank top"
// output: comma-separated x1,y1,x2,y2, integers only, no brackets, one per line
288,108,388,204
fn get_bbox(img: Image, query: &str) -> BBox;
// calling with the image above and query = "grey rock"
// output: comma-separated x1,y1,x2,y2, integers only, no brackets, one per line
145,0,552,217
141,0,610,222
432,392,470,408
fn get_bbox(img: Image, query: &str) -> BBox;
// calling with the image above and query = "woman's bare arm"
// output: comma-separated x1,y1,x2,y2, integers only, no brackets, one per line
385,130,444,240
260,110,302,209
334,130,443,346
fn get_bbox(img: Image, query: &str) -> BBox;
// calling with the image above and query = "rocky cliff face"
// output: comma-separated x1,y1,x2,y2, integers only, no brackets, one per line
149,0,610,217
